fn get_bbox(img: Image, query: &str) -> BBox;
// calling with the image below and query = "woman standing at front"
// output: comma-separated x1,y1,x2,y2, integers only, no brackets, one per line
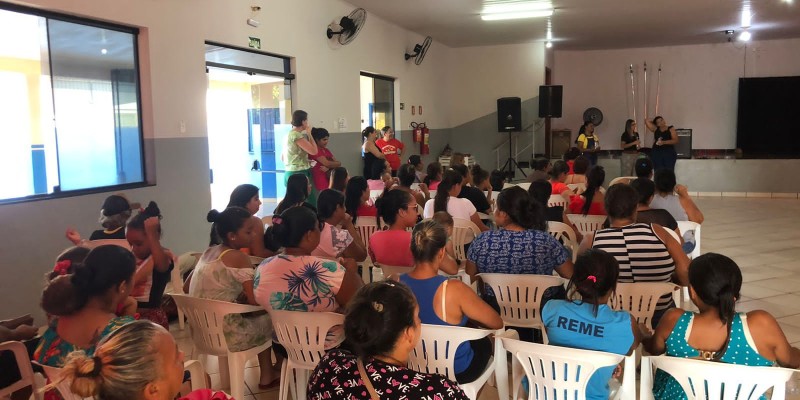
309,127,341,194
645,116,678,171
620,119,641,176
284,110,319,204
575,121,600,166
362,126,386,180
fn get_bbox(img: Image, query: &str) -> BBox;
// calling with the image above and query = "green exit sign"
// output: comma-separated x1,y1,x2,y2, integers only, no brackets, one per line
248,37,261,49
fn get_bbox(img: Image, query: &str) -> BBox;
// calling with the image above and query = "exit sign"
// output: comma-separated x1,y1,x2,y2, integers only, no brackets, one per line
248,37,261,49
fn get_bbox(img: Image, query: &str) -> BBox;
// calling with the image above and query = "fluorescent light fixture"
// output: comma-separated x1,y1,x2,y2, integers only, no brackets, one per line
546,41,553,48
741,6,752,27
481,9,553,20
483,1,552,13
739,30,752,41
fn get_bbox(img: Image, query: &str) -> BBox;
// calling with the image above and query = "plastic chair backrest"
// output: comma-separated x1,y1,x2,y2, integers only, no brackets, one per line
609,176,637,187
452,218,480,261
478,273,565,336
369,189,383,203
517,182,531,191
676,220,701,259
501,337,632,400
663,226,681,245
81,239,131,250
269,310,344,370
548,194,568,208
407,324,492,381
609,282,679,328
378,263,412,280
640,355,795,400
34,362,79,400
249,256,264,266
567,182,586,193
355,219,380,253
503,182,515,190
0,341,43,400
566,214,607,235
547,221,579,261
170,294,263,356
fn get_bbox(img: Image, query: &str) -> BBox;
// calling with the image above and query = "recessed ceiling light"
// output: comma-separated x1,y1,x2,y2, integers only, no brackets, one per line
739,30,752,41
546,41,553,48
101,48,108,55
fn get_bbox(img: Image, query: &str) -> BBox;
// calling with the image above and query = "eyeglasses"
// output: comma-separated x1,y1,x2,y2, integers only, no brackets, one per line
405,204,418,212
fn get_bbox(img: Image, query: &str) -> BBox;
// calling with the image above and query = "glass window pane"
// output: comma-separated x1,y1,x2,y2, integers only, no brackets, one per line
373,77,394,130
48,19,142,191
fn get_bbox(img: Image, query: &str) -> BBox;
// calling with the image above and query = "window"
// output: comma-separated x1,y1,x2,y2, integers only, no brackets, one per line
0,5,144,202
360,72,395,131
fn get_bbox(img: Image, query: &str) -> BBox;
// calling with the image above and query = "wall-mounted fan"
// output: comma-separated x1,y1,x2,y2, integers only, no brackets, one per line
326,8,367,45
404,36,432,65
583,107,604,126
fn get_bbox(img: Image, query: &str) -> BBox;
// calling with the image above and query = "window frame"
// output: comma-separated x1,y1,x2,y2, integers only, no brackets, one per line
360,71,396,131
0,2,149,205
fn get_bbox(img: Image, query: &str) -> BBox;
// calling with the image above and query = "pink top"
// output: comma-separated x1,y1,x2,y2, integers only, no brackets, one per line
367,179,385,191
428,180,441,190
309,147,335,192
369,230,414,267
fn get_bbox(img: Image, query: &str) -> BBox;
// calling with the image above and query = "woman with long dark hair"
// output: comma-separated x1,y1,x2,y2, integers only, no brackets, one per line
645,115,678,171
274,174,315,215
423,170,488,231
620,119,641,176
362,126,386,180
567,165,607,216
309,127,341,193
344,176,376,224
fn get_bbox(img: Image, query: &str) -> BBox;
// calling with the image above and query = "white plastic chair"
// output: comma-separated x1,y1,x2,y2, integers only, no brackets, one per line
170,294,271,400
503,182,516,190
375,263,412,280
677,220,702,259
500,337,636,400
566,214,607,236
407,324,507,400
183,359,208,390
517,182,531,191
609,282,680,328
355,218,381,282
249,255,265,266
369,189,383,203
452,217,480,261
547,194,568,208
169,261,187,330
478,273,566,344
640,355,796,400
34,362,84,400
80,239,131,250
567,182,586,193
609,176,637,187
269,310,344,400
547,221,579,262
0,341,43,400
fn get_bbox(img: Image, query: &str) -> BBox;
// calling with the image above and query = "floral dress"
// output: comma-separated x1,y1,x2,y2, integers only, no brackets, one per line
253,254,345,348
34,316,135,400
307,350,469,400
187,248,271,352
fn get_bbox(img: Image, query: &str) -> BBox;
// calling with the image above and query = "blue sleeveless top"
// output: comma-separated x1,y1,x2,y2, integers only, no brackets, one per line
399,274,472,374
653,312,774,400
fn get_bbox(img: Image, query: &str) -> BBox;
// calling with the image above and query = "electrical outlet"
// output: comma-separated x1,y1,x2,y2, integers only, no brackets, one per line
179,121,186,133
337,117,347,131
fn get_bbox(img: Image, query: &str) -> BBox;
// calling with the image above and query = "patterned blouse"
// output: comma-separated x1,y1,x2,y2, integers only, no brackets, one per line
307,350,469,400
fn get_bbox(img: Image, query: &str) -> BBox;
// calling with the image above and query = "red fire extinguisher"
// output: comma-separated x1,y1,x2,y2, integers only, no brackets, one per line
411,122,422,143
420,123,430,155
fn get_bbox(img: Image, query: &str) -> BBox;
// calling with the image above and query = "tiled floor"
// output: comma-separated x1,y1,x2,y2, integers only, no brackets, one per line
172,197,800,399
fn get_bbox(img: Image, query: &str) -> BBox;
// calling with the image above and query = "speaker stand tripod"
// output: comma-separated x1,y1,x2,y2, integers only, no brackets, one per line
500,131,527,181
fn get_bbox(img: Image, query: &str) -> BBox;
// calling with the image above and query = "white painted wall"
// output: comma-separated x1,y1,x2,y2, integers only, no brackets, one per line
554,38,800,150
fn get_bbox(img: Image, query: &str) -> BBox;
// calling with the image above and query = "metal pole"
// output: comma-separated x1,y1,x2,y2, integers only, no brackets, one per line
655,63,662,115
643,62,648,119
629,64,637,123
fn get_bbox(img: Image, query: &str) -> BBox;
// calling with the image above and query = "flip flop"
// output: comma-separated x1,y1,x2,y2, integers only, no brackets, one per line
258,379,280,390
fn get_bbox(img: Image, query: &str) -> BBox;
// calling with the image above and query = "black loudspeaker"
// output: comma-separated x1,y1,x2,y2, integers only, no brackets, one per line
675,128,692,159
497,97,522,132
538,85,563,118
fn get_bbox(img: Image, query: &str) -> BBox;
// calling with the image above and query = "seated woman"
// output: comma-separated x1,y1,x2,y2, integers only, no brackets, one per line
313,189,367,262
466,187,572,340
255,206,363,349
471,165,494,210
630,178,680,234
189,207,279,389
274,174,315,215
564,155,589,186
424,162,443,190
65,194,139,245
328,166,348,192
308,281,469,400
580,184,690,327
423,170,489,232
567,165,607,216
543,249,642,400
396,163,430,208
548,160,573,201
563,147,581,174
56,320,233,400
650,169,704,224
399,220,503,384
209,184,272,257
309,127,342,193
528,179,583,243
35,245,137,368
344,176,377,224
408,154,426,183
451,164,491,215
126,202,174,329
644,253,800,399
369,190,418,268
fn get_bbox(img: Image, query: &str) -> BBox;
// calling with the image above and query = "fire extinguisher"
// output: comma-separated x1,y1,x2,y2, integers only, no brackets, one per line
420,123,430,155
411,122,422,143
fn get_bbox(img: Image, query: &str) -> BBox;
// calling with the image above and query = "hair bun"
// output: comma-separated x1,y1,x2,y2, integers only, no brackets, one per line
71,265,93,292
207,209,221,223
142,201,161,218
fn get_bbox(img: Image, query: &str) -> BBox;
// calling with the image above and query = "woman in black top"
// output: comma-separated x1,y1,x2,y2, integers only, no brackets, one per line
361,126,386,179
630,178,679,232
620,119,641,176
645,116,678,171
451,164,491,214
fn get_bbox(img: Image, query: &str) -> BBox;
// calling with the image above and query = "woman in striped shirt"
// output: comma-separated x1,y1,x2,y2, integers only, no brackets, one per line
578,183,689,327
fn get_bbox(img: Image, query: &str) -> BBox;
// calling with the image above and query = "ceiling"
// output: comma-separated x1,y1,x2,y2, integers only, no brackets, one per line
344,0,800,50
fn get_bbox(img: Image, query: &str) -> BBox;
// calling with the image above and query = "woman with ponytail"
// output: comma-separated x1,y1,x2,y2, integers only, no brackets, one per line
125,201,174,329
644,253,800,399
543,249,642,400
361,126,386,180
567,165,607,216
423,169,489,231
189,207,279,389
56,320,233,400
35,245,136,372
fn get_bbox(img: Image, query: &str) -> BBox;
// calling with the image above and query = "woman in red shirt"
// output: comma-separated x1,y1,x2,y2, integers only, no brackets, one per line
376,126,404,176
548,160,573,202
309,128,341,193
568,166,607,216
344,176,377,224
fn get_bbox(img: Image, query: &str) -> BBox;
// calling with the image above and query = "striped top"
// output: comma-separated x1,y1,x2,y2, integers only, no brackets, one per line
592,223,675,311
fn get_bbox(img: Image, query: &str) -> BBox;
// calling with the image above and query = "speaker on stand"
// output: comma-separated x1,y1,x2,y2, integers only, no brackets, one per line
497,97,525,181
